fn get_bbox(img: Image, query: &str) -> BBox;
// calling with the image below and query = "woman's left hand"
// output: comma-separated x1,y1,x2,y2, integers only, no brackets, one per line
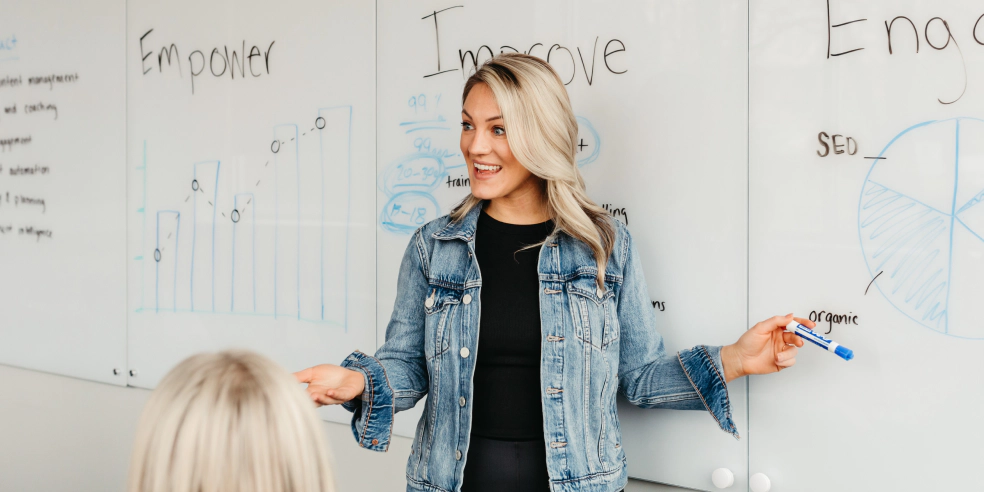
720,314,816,382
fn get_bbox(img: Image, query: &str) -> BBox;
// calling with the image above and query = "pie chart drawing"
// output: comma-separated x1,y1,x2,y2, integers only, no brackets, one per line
859,117,984,340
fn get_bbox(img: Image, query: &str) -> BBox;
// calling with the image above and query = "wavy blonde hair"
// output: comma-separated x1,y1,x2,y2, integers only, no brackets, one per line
452,53,615,287
127,350,336,492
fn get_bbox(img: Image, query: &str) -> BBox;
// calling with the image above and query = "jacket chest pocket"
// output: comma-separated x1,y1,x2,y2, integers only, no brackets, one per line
567,276,619,350
423,286,461,359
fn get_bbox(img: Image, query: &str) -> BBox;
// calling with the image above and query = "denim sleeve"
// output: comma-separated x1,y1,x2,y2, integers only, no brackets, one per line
340,229,431,452
615,228,738,438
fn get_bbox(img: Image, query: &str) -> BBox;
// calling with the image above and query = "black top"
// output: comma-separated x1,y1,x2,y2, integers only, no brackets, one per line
470,210,553,440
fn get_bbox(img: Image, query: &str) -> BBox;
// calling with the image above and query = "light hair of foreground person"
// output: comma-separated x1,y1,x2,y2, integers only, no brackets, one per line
127,350,336,492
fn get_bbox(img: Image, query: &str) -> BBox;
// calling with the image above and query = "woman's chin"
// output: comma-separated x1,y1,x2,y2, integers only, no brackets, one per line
468,185,501,201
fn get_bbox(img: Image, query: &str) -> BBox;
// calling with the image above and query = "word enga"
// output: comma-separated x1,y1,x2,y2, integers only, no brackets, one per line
421,6,627,85
826,0,984,104
138,29,276,94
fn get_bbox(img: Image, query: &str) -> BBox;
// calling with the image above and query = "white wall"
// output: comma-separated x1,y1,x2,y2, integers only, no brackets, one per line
0,364,685,492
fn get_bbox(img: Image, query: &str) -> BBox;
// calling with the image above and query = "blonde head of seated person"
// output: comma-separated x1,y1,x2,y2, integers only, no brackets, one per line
128,350,336,492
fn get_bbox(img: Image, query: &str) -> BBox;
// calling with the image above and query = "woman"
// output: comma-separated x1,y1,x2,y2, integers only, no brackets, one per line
129,350,336,492
295,53,811,492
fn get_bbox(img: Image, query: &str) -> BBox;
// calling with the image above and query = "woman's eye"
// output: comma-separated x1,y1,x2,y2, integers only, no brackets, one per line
493,126,506,136
460,122,473,130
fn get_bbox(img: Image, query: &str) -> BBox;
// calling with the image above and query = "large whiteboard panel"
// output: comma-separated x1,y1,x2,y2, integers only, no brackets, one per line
125,0,376,423
376,2,748,489
749,1,984,490
0,0,127,385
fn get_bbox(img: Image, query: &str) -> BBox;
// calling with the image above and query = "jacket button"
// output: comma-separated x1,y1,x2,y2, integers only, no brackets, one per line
455,450,462,460
371,439,378,445
462,294,472,304
425,297,434,308
459,396,466,407
460,347,470,358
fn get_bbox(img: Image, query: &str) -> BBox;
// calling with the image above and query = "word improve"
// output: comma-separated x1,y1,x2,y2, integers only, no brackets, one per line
138,29,276,94
826,0,984,103
421,5,627,85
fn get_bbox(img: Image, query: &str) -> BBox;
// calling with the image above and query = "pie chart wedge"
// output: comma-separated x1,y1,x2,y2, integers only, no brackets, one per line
859,117,984,339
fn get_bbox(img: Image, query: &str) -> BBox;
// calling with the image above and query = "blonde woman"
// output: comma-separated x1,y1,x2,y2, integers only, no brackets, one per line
295,53,813,492
128,350,336,492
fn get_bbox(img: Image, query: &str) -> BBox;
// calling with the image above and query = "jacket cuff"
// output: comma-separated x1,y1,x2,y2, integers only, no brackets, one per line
340,351,394,451
677,345,739,439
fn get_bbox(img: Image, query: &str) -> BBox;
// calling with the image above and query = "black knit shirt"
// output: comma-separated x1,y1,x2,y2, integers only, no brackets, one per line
470,210,553,440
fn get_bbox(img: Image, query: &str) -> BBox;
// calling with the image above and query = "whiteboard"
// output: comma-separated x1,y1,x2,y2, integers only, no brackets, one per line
125,0,376,424
9,0,982,489
749,0,984,490
0,0,127,385
375,1,748,489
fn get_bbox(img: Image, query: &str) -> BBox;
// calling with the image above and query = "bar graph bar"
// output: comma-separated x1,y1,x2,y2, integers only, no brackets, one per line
231,193,256,313
191,160,220,312
155,210,180,313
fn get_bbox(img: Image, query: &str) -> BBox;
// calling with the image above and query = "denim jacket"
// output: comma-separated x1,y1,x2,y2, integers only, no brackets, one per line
342,203,736,492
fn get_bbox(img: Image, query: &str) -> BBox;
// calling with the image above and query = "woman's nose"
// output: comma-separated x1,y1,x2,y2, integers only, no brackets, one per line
469,130,491,155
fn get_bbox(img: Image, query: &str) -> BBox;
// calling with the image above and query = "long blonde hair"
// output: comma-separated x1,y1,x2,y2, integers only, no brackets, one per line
127,350,336,492
452,53,615,287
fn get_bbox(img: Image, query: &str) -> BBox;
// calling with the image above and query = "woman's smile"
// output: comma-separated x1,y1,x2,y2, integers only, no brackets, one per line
472,160,503,178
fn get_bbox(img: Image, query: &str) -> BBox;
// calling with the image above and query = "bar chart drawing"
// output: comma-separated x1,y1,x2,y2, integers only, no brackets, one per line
136,106,354,330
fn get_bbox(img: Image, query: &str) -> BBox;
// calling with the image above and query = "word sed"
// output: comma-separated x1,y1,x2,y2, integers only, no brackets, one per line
138,29,276,94
817,132,858,157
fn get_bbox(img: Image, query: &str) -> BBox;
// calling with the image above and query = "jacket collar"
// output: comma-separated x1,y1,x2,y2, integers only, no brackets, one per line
432,201,484,241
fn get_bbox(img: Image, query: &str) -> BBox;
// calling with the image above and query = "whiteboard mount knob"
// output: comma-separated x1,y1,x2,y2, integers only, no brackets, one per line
750,472,771,492
711,468,734,488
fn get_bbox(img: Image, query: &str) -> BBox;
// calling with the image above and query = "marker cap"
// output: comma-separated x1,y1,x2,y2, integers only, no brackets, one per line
834,345,854,361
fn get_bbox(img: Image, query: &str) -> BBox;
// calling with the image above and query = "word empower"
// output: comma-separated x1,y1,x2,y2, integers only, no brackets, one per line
138,29,275,94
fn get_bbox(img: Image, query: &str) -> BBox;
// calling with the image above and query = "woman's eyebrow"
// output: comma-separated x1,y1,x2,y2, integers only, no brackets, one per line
460,109,502,123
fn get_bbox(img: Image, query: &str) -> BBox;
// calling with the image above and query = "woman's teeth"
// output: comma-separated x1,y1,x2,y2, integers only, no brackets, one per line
474,163,501,172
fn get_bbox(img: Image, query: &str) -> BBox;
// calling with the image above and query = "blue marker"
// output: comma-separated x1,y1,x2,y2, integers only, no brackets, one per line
785,321,854,361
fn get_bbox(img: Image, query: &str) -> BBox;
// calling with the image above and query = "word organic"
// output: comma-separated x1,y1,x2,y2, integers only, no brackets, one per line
138,29,276,94
808,309,859,335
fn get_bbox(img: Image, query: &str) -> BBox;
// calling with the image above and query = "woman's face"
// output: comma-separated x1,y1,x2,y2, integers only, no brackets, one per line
460,83,540,203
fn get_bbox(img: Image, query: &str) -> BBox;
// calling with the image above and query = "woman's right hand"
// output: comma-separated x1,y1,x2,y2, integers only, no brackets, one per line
293,364,366,406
